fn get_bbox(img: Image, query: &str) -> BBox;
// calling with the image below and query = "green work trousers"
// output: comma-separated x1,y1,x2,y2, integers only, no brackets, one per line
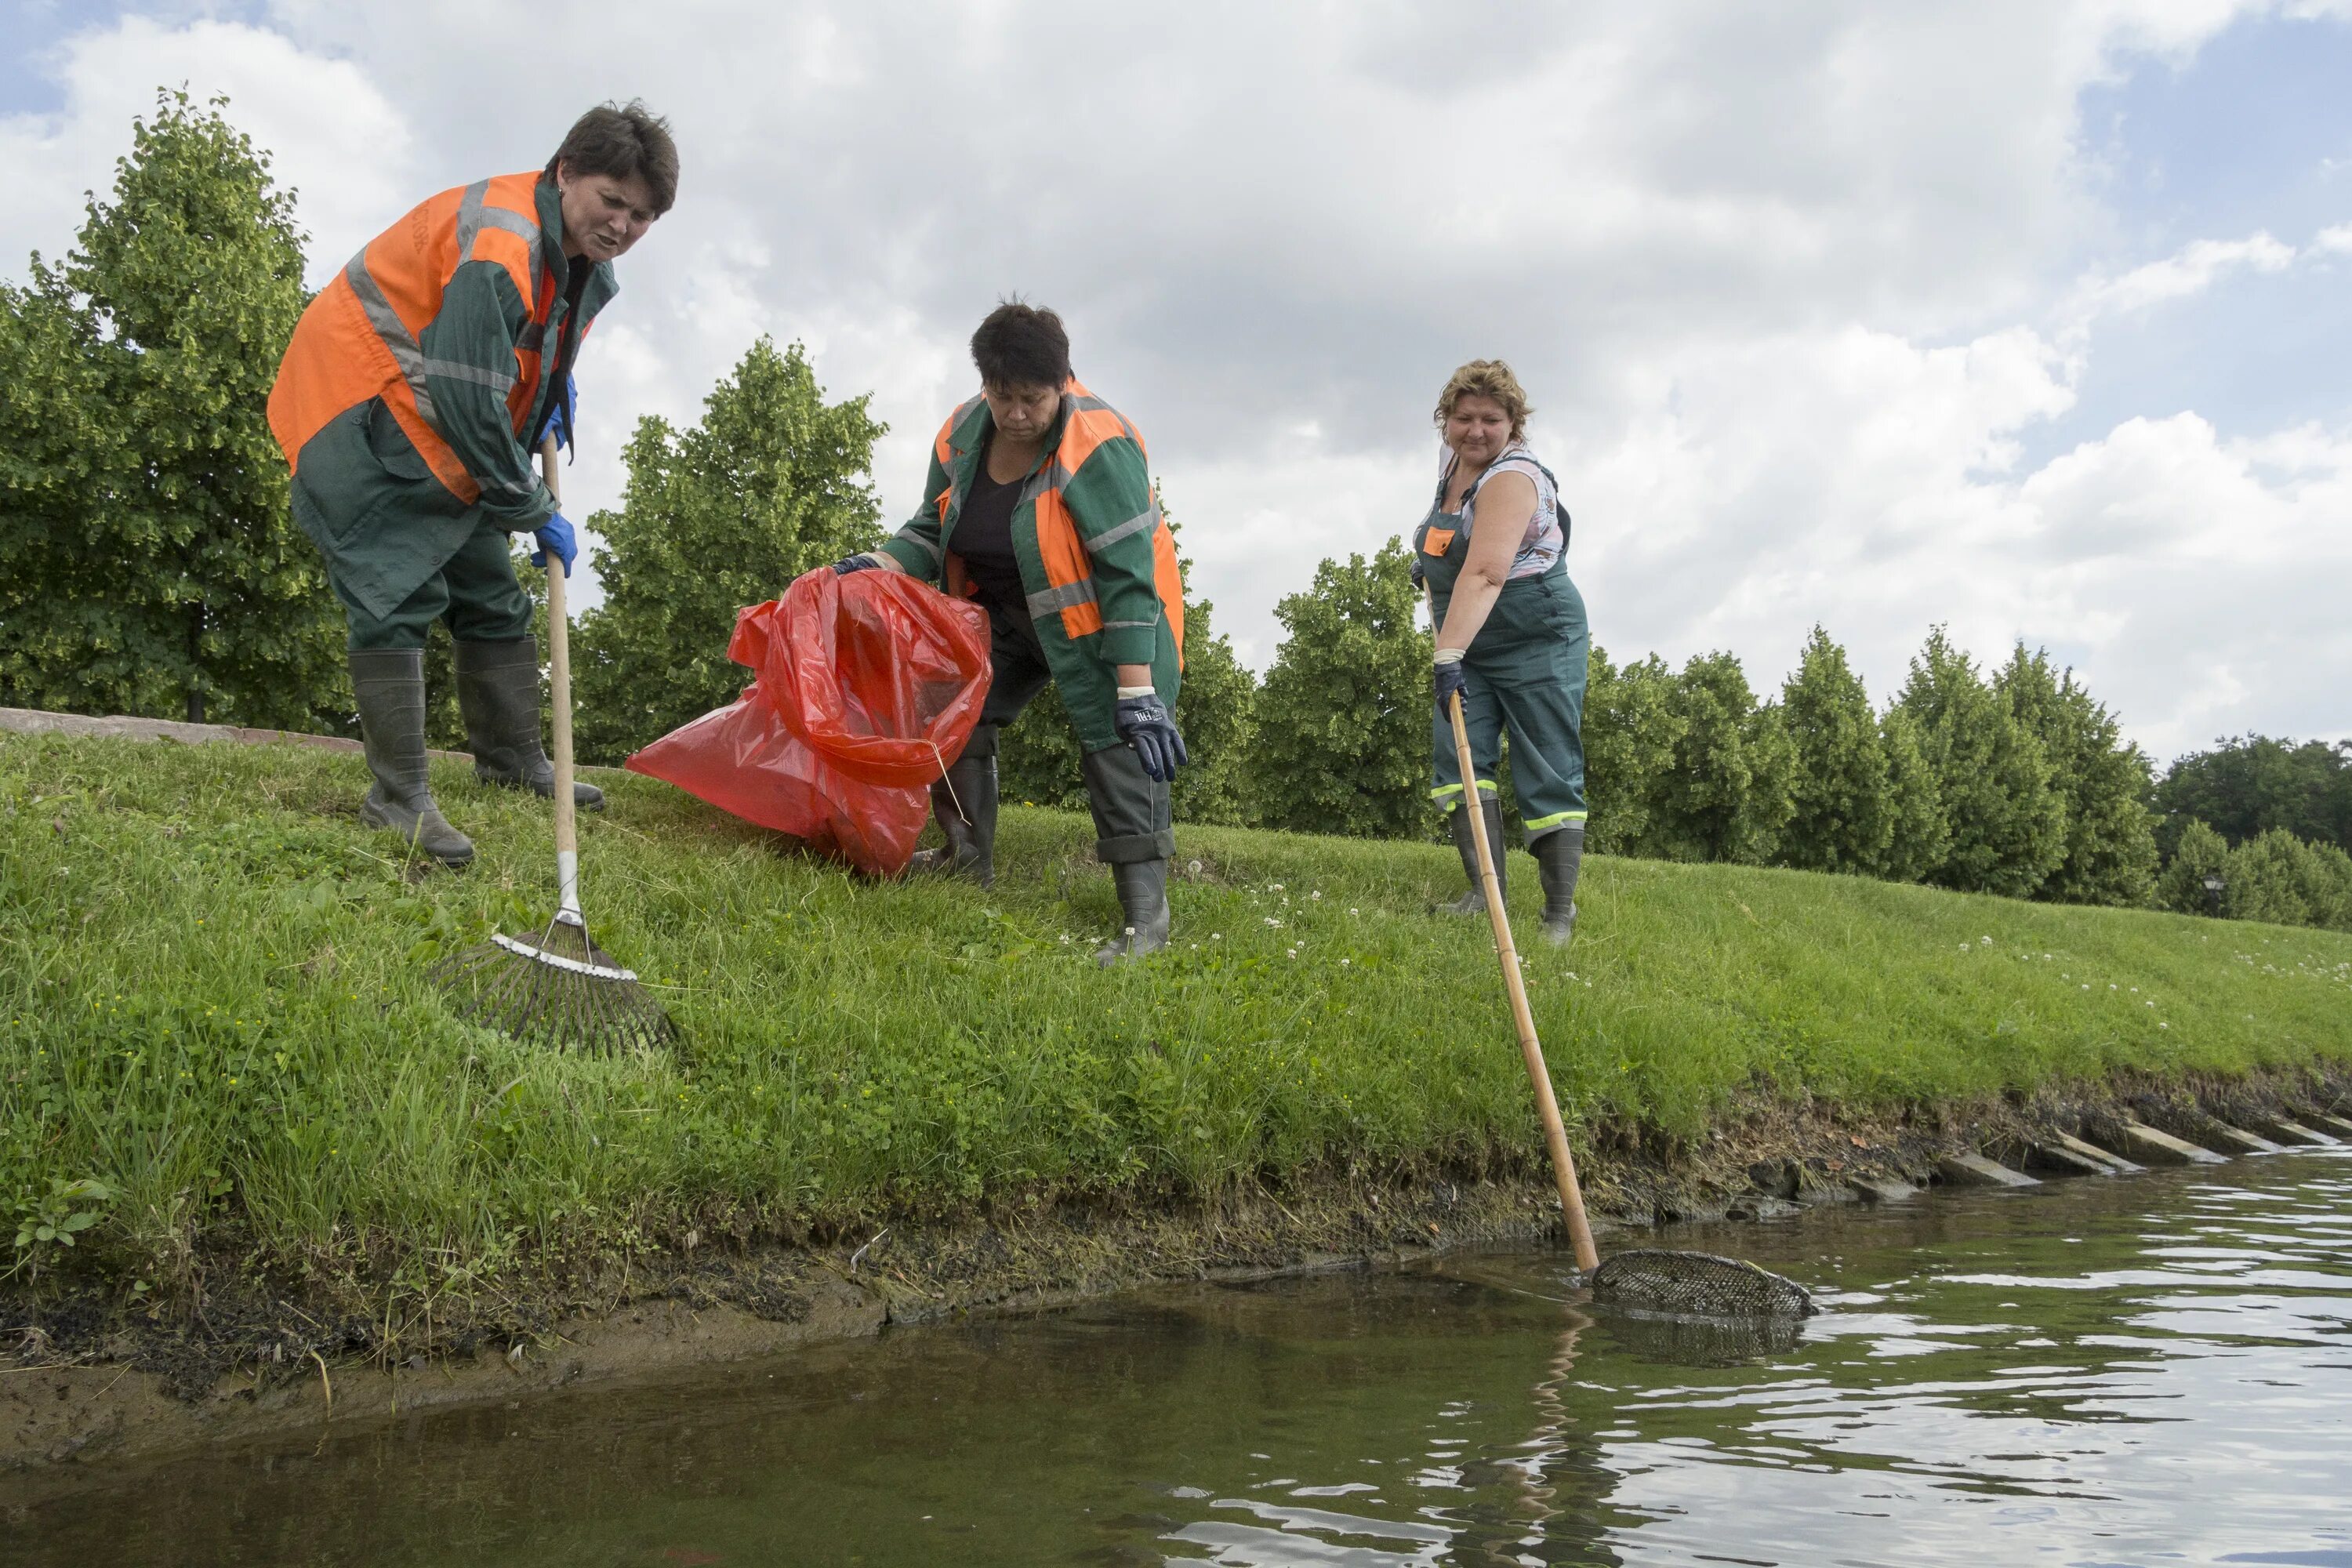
329,519,535,653
964,599,1174,865
1427,572,1590,845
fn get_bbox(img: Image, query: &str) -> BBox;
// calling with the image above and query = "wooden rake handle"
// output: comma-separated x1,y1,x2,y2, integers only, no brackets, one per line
539,436,582,920
1449,689,1600,1272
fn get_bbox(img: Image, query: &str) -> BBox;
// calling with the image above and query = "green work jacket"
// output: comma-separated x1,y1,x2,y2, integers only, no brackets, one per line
286,176,617,621
878,390,1182,753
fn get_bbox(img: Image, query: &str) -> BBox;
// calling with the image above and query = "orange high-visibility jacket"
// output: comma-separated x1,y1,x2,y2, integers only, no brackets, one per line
267,171,615,619
879,380,1185,753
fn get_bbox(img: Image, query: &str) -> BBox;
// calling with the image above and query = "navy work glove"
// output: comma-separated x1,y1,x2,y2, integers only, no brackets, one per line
1114,692,1189,782
830,554,881,575
1409,554,1427,591
531,512,578,575
1433,652,1468,720
535,373,578,452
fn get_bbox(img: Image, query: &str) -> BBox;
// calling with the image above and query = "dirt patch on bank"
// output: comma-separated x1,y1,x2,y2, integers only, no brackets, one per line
4,1065,2345,1478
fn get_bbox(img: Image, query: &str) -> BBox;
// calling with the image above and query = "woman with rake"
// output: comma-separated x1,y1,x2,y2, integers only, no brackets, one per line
267,102,678,869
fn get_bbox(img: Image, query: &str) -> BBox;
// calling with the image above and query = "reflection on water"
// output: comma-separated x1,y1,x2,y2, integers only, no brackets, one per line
6,1148,2350,1566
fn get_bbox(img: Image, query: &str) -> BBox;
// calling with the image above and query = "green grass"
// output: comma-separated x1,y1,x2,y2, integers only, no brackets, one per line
4,731,2350,1299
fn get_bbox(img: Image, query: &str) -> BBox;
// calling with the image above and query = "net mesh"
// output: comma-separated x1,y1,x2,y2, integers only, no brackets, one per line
1589,1248,1815,1320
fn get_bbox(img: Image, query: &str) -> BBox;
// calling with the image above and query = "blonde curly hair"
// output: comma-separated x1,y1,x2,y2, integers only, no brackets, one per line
1432,359,1532,439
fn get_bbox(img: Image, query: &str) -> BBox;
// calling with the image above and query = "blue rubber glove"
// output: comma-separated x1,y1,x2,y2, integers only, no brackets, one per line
830,554,880,575
1114,692,1189,782
536,374,578,452
1434,654,1469,720
531,512,578,575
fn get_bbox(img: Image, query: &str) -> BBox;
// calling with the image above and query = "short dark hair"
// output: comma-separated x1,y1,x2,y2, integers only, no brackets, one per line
971,301,1070,390
548,100,679,215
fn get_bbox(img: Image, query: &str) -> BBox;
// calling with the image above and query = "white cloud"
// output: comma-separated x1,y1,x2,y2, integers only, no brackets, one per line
0,17,414,287
5,0,2345,763
2074,231,2297,318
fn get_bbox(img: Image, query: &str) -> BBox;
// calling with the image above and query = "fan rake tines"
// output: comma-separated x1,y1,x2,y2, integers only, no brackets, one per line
432,911,672,1054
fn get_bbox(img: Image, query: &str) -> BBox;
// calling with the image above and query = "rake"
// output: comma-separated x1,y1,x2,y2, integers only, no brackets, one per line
432,437,671,1053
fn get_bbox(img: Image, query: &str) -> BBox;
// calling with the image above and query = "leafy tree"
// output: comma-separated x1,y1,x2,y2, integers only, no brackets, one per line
2154,820,2233,916
1581,647,1683,857
1896,626,2066,898
2153,735,2352,857
1995,644,2158,906
1166,591,1258,827
0,90,341,728
1248,540,1429,838
1650,650,1791,863
1873,704,1951,883
996,504,1259,827
1777,626,1893,874
571,338,884,764
1734,701,1801,866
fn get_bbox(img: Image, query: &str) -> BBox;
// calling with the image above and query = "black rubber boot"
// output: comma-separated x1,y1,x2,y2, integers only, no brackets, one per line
1095,859,1171,965
1438,797,1506,915
454,637,603,811
1532,823,1584,946
351,649,474,868
907,752,998,887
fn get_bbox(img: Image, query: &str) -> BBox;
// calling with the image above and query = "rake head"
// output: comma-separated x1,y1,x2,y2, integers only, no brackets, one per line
431,911,673,1054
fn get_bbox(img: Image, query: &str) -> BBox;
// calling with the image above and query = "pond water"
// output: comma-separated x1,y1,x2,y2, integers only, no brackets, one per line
6,1145,2349,1566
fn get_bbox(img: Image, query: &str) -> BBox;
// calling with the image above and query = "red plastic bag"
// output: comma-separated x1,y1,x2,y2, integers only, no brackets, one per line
625,571,991,875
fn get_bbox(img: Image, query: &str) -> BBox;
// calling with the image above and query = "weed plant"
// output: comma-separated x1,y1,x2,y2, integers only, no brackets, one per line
4,734,2349,1303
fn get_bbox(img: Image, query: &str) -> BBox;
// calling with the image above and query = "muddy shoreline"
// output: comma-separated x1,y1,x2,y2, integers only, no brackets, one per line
5,1065,2346,1479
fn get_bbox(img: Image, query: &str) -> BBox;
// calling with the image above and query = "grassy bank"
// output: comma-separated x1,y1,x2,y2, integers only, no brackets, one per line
5,731,2350,1306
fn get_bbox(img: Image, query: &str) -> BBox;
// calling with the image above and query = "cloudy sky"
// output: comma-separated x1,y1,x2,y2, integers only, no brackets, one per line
5,0,2348,763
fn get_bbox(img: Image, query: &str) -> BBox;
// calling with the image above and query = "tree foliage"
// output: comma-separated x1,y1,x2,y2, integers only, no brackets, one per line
0,90,341,728
1247,541,1429,838
1650,650,1791,864
1582,647,1686,857
1873,704,1951,883
1996,644,2158,906
1896,626,2066,897
2153,734,2352,857
571,338,884,764
1778,626,1893,874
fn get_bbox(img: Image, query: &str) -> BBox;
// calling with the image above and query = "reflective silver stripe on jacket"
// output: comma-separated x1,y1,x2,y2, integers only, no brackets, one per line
343,247,441,433
422,358,516,394
892,525,944,564
1027,578,1098,619
1088,501,1159,551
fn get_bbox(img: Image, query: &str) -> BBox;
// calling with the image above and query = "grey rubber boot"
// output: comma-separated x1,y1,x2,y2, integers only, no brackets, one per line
454,637,603,811
1438,797,1507,915
350,649,474,868
1095,859,1172,965
907,753,998,886
1532,823,1584,946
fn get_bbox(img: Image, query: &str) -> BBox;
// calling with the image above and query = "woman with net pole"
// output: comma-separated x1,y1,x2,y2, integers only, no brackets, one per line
1415,360,1589,944
833,303,1189,964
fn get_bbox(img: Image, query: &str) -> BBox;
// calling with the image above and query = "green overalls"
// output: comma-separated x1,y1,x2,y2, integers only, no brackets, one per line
1415,470,1590,844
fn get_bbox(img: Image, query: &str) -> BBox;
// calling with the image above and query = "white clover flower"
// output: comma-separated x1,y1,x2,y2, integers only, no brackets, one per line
1980,935,1994,946
2158,1022,2169,1029
1339,958,1350,967
1265,916,1283,927
1310,891,1323,901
